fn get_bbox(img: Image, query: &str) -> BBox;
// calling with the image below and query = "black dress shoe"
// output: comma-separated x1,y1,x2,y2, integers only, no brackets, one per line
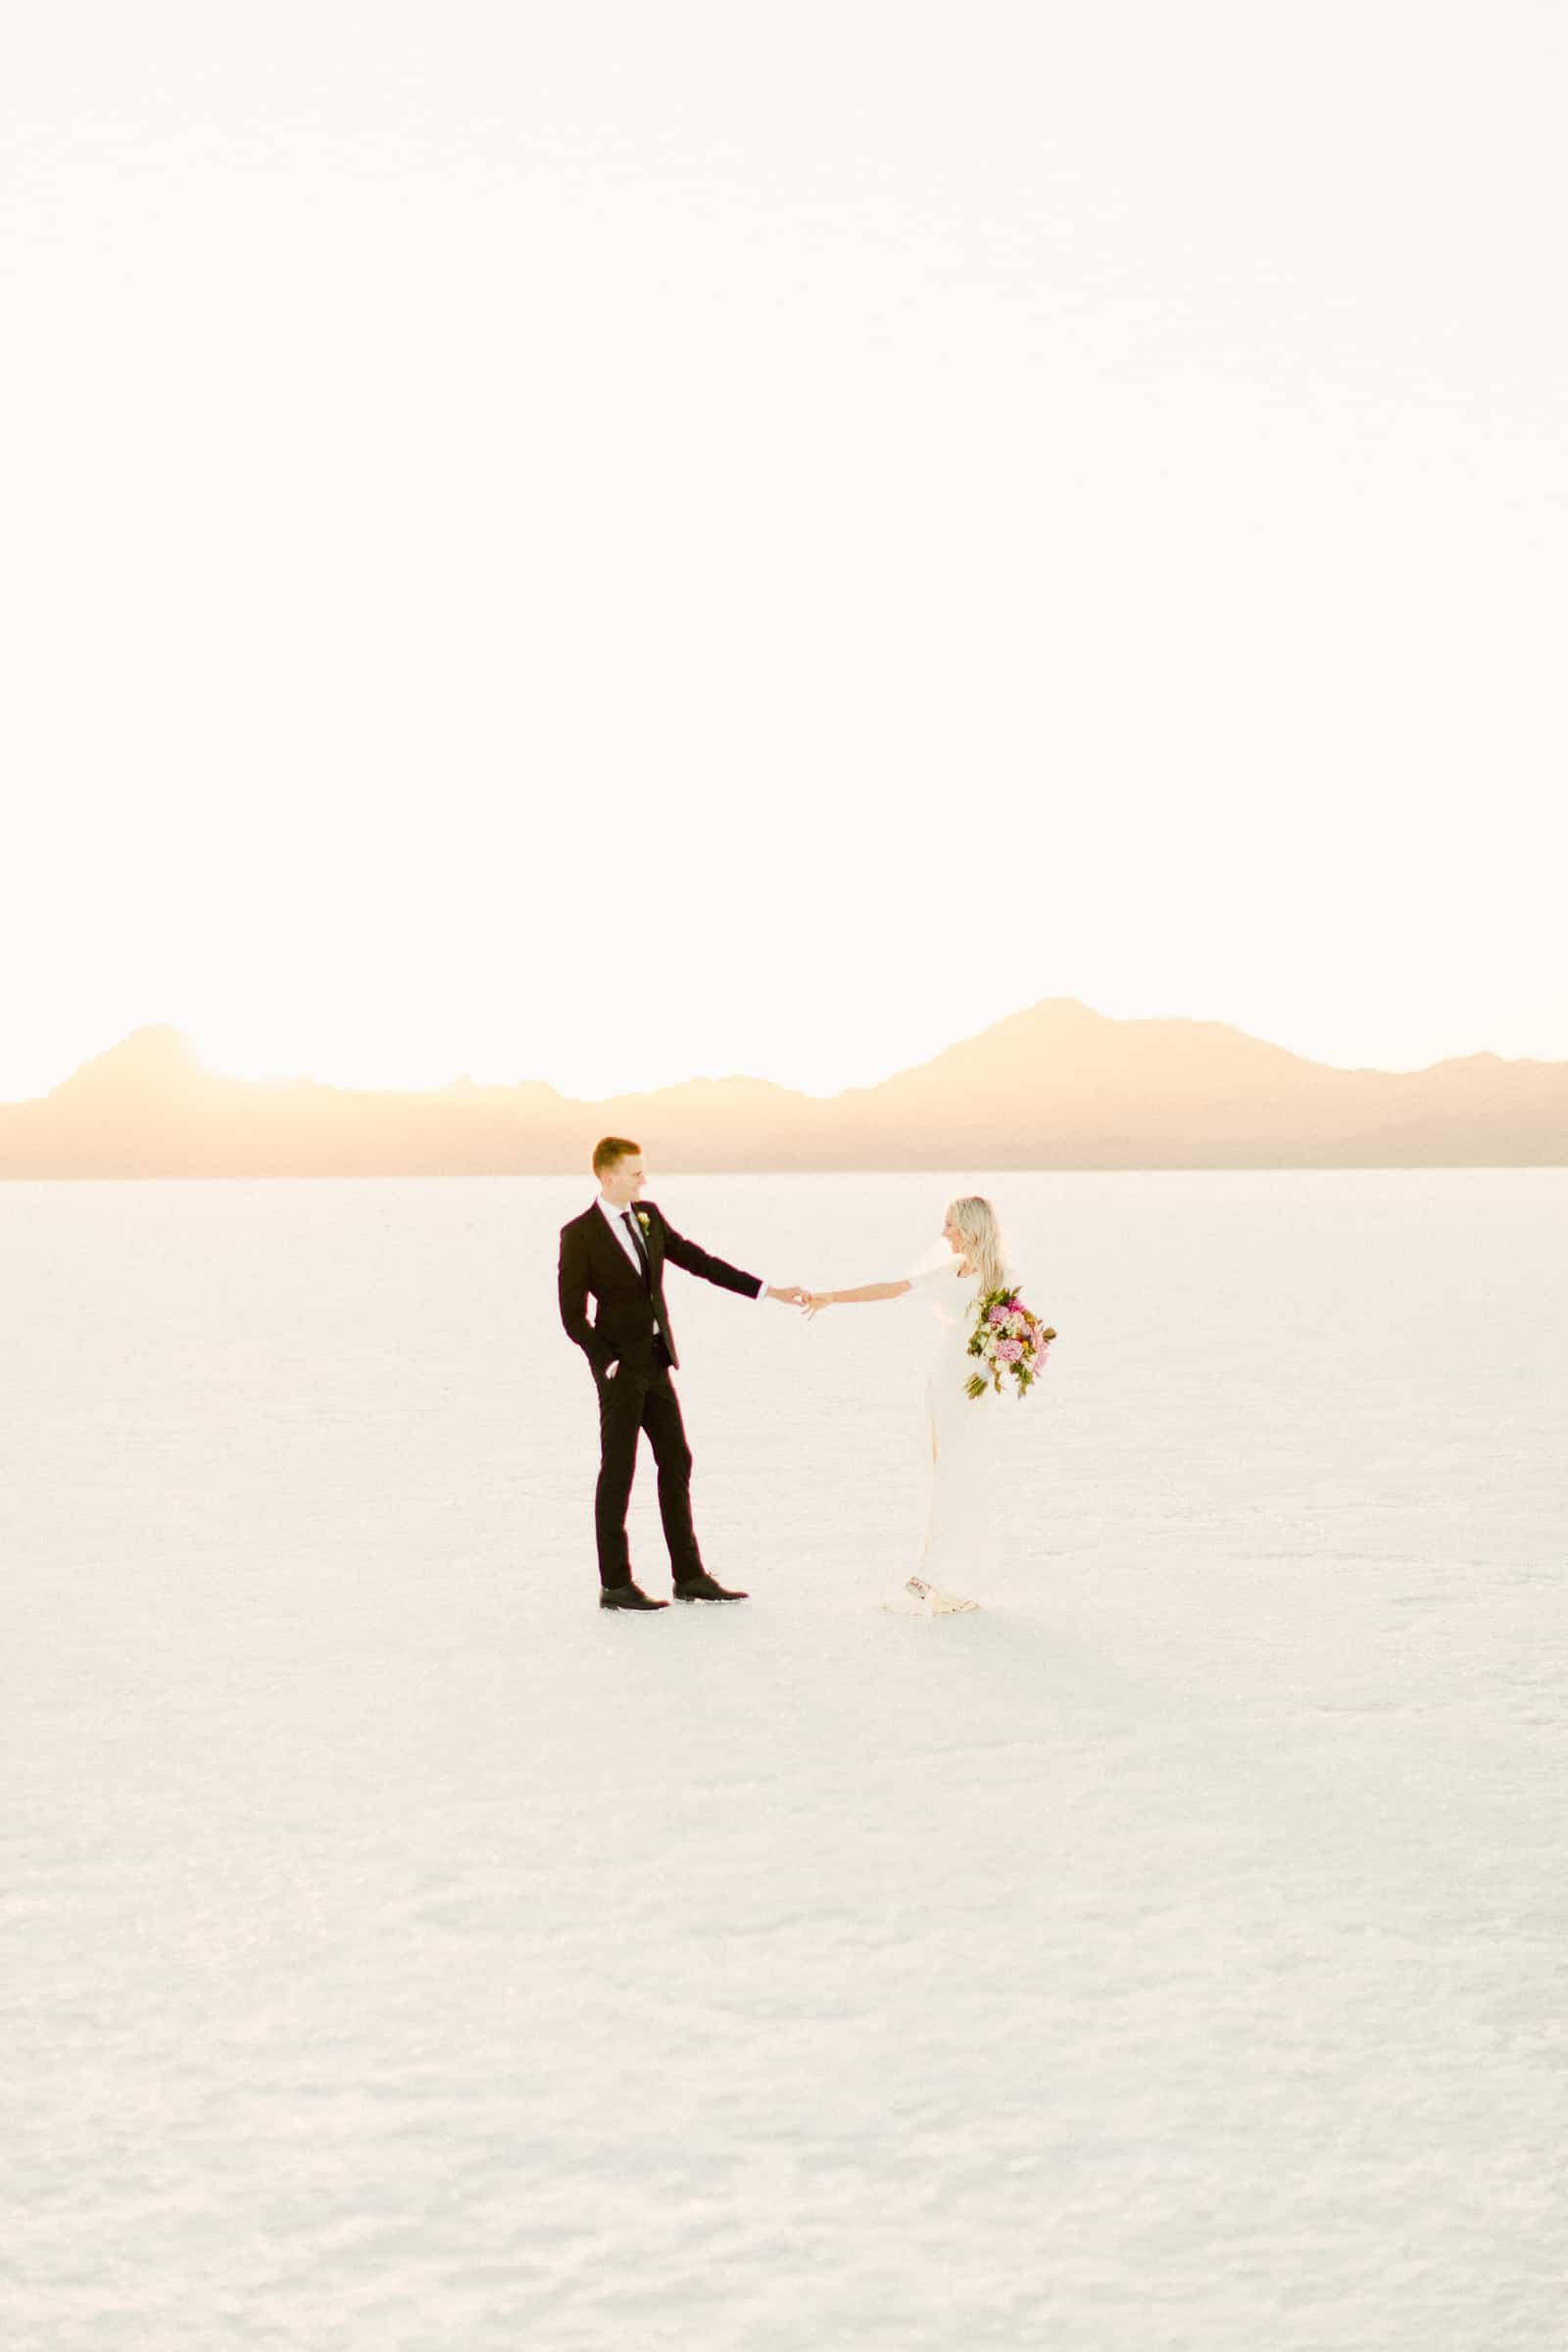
599,1583,669,1611
672,1572,749,1602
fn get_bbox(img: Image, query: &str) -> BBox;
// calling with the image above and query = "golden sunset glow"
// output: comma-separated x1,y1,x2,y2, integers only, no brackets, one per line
3,9,1562,1112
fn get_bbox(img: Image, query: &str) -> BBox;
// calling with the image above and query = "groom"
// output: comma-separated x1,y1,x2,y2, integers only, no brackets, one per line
558,1137,804,1610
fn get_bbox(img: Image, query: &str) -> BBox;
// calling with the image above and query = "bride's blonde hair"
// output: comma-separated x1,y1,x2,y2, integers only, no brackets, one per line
947,1196,1007,1296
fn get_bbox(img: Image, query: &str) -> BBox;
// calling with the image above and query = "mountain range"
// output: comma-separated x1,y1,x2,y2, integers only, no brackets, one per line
2,1001,1564,1175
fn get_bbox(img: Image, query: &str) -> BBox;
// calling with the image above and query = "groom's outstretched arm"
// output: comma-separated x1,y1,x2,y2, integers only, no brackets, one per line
649,1203,777,1301
558,1223,614,1373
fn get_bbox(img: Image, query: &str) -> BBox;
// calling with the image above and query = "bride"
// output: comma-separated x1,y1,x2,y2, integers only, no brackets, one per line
802,1196,1016,1615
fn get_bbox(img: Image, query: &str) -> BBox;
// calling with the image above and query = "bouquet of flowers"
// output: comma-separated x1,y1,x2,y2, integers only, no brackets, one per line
966,1287,1055,1399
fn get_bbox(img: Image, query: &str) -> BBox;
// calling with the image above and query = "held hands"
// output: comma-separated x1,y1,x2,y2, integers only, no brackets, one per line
765,1282,833,1317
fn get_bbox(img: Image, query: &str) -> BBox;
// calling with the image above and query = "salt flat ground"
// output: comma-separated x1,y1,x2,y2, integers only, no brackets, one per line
3,1171,1564,2351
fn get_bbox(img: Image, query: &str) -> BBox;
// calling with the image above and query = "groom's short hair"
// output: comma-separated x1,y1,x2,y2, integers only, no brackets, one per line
592,1135,641,1177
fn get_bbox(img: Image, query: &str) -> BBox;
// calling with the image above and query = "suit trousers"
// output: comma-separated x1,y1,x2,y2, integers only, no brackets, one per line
592,1343,704,1588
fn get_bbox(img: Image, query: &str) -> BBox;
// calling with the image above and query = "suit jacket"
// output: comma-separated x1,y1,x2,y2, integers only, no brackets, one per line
557,1199,763,1377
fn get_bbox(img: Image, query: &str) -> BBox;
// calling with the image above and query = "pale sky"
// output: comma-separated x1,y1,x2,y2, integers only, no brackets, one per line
3,2,1563,1104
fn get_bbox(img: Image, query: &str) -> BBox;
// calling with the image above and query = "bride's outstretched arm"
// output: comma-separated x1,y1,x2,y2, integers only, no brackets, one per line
802,1280,911,1319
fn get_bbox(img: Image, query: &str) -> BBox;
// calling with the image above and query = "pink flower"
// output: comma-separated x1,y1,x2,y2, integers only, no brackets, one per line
997,1338,1024,1362
988,1303,1008,1326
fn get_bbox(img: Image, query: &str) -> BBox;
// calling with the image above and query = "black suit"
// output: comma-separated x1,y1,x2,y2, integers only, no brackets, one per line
558,1198,763,1589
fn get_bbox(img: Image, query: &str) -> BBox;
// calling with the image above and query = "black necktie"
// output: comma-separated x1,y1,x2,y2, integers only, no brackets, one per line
620,1210,653,1288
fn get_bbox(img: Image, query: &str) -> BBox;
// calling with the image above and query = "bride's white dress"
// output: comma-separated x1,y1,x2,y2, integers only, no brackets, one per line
884,1250,1012,1616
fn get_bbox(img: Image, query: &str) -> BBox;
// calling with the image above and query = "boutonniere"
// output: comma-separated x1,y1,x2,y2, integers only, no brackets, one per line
635,1211,652,1237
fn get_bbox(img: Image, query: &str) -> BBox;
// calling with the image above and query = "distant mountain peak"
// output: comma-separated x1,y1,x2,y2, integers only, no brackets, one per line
54,1025,208,1096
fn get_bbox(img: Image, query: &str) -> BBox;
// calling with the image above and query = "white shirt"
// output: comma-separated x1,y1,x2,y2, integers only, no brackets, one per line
595,1196,769,1301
